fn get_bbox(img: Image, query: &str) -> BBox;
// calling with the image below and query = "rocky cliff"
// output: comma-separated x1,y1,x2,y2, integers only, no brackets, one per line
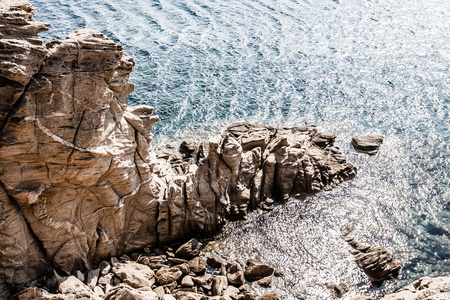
0,0,356,297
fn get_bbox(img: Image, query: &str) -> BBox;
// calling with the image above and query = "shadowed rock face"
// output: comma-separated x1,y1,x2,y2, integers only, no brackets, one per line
0,0,356,296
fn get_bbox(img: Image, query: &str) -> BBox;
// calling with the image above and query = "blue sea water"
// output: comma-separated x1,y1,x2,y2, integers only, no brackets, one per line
32,0,449,298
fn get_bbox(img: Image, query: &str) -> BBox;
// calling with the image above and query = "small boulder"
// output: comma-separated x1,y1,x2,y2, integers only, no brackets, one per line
223,285,240,299
351,134,384,155
207,256,224,269
113,261,156,288
188,257,207,274
104,284,158,300
257,276,272,288
244,259,274,281
99,260,112,275
212,276,228,296
156,267,183,285
181,275,195,287
176,238,203,258
347,239,401,283
86,268,100,289
225,261,245,286
259,291,279,300
326,282,349,298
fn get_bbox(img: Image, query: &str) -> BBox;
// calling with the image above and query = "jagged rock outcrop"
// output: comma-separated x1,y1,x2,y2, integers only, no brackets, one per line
0,0,356,297
347,239,401,284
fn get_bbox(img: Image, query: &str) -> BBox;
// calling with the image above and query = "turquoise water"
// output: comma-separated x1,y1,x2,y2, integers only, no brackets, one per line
33,0,449,298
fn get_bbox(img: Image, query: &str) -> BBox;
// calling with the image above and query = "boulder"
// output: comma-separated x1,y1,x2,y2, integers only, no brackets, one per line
257,276,272,288
112,262,155,289
212,276,228,296
181,275,195,287
244,259,274,281
325,282,349,298
188,257,207,274
176,239,203,259
347,239,401,283
225,261,245,286
104,284,158,300
223,285,240,299
86,268,100,289
259,291,279,300
352,134,384,155
155,267,183,285
207,256,224,269
17,276,104,300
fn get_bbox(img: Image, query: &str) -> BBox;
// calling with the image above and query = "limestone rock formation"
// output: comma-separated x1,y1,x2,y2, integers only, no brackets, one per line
0,0,356,296
347,239,401,283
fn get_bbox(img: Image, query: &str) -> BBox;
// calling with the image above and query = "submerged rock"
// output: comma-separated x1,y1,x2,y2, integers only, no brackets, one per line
352,134,384,155
326,282,349,298
347,239,401,283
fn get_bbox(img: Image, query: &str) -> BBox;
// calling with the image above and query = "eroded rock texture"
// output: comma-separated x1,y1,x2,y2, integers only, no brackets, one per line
0,0,356,296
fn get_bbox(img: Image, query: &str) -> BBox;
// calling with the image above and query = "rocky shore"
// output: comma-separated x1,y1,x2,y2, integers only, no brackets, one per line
16,238,284,300
0,1,356,297
0,1,447,300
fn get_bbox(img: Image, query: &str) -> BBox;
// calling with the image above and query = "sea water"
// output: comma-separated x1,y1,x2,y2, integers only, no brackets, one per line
32,0,449,298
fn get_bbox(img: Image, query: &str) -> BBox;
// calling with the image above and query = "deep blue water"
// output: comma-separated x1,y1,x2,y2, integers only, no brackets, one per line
32,0,449,298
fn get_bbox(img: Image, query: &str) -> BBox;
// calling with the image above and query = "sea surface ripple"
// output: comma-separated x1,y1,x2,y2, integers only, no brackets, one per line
32,0,449,298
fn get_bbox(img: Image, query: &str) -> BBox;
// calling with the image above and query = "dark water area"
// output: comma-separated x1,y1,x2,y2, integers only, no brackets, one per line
32,0,449,298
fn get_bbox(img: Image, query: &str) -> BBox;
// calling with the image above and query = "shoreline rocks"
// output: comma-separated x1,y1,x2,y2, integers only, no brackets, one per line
0,1,357,295
16,239,280,300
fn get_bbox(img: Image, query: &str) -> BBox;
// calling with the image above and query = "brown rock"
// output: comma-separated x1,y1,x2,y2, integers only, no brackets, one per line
181,275,195,287
104,283,158,300
207,256,224,269
259,291,279,300
156,267,183,285
112,261,155,289
176,239,203,259
257,276,272,288
212,276,228,296
225,261,245,286
326,282,349,298
352,134,384,155
223,285,240,299
244,259,274,281
188,257,207,274
179,138,199,159
347,239,401,283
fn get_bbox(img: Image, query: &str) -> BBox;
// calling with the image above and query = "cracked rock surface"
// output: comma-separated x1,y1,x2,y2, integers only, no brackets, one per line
0,0,356,297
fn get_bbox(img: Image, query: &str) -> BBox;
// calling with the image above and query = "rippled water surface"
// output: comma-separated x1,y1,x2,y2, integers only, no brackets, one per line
33,0,449,298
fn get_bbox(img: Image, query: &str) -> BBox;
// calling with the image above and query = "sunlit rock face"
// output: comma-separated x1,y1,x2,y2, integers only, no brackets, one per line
0,0,356,296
